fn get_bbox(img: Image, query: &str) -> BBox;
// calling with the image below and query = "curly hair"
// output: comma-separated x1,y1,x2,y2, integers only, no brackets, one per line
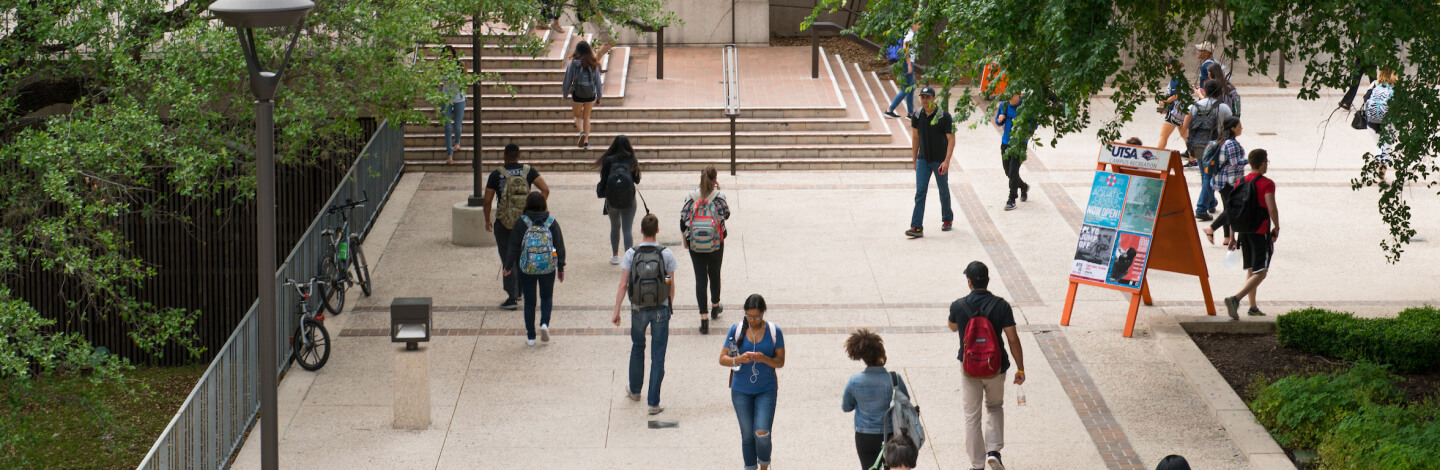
845,329,886,367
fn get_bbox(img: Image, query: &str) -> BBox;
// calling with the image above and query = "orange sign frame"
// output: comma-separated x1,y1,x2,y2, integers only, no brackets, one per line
1061,144,1217,337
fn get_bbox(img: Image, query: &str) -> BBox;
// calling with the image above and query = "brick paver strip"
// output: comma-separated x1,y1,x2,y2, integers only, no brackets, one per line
351,300,1046,314
1030,325,1147,470
340,324,971,337
952,181,1045,305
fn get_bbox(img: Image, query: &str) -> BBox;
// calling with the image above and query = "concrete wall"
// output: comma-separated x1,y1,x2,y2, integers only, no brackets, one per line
770,0,864,37
609,0,770,47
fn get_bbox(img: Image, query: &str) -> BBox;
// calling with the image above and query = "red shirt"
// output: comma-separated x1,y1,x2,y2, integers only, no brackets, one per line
1243,173,1275,234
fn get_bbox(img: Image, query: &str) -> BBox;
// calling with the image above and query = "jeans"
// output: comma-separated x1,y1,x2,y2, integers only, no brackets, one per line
962,372,1007,469
689,245,723,314
732,388,778,470
910,159,953,231
855,432,892,470
1196,170,1218,214
518,271,555,340
889,69,914,115
442,100,465,156
607,202,636,255
1001,143,1028,202
493,225,518,300
628,306,671,407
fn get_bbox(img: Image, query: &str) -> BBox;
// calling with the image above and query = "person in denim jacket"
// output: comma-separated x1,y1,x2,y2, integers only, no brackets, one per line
843,329,911,469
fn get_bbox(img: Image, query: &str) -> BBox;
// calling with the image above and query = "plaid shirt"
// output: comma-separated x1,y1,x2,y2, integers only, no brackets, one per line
1213,139,1247,191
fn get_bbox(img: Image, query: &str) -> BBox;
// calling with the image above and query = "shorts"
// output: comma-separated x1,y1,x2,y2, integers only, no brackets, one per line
1164,104,1185,126
572,96,596,104
1238,232,1273,273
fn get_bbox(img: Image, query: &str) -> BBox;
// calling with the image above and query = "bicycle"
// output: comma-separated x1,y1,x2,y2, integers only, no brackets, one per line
317,195,373,315
284,278,332,371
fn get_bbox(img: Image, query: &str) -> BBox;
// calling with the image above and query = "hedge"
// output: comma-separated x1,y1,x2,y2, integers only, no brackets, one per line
1276,306,1440,373
1318,402,1440,469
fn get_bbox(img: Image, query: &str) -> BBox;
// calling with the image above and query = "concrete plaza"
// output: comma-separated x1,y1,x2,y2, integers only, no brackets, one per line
234,84,1440,470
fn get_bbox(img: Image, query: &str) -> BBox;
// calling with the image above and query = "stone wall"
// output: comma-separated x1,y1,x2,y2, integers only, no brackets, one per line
603,0,771,47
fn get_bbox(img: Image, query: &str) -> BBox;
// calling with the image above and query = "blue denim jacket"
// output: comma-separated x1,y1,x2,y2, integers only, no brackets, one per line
842,366,910,434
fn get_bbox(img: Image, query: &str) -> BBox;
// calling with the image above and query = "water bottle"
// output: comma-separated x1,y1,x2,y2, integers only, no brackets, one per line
1016,384,1027,407
337,240,349,262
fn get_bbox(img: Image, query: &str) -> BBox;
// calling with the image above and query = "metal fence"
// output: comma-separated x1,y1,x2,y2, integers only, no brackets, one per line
136,121,405,470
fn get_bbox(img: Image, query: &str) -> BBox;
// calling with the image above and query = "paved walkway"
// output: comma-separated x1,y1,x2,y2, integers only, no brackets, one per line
233,81,1440,469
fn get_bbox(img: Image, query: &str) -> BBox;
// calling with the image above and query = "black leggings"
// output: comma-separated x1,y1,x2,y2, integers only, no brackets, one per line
1001,143,1028,201
689,244,724,315
1212,186,1233,237
855,432,891,470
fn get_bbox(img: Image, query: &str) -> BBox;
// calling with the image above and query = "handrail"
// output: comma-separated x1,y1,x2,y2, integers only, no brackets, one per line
135,121,406,470
723,44,740,175
624,19,666,80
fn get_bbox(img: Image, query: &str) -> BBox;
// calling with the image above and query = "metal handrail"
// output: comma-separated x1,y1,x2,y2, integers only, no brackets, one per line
723,44,740,175
135,121,406,470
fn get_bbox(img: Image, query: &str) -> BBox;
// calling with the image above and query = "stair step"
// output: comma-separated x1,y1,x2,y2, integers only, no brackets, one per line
407,157,913,172
406,131,895,147
405,118,874,133
402,145,911,162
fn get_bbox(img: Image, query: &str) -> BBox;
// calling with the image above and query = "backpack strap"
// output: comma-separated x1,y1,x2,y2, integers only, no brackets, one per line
542,216,554,229
520,215,534,229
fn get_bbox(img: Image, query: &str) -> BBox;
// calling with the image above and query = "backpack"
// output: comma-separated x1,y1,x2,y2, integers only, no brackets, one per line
605,160,636,210
572,62,597,102
885,36,904,64
686,190,722,253
517,216,557,275
1200,139,1224,176
958,300,1003,378
1187,100,1219,147
627,245,669,307
869,372,926,470
495,164,532,230
1226,175,1269,233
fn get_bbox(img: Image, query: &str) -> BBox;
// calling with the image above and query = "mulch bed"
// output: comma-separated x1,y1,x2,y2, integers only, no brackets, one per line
1192,333,1440,403
771,36,898,76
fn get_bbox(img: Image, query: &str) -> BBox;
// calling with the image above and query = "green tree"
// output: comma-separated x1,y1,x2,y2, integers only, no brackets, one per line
811,0,1439,262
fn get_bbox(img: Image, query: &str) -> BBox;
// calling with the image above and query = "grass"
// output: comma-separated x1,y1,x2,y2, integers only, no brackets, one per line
2,365,205,470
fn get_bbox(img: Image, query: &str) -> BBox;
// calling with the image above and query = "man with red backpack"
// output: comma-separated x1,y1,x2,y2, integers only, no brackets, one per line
947,261,1026,470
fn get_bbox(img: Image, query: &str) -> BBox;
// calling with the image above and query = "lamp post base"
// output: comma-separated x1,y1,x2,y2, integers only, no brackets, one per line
451,202,495,247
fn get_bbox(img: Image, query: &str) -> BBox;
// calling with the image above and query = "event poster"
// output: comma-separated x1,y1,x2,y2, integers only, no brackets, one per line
1107,232,1152,288
1071,224,1117,282
1119,175,1164,234
1083,171,1128,229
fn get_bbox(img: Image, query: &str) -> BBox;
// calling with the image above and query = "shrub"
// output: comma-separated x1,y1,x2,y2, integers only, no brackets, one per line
1318,402,1440,469
1276,306,1440,373
1249,362,1404,449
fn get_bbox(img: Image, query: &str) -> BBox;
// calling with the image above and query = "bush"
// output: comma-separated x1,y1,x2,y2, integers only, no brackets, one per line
1276,306,1440,373
1318,402,1440,469
1249,362,1404,449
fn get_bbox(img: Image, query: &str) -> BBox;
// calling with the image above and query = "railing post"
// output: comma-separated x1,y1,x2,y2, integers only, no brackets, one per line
811,26,819,79
724,45,740,175
657,27,665,80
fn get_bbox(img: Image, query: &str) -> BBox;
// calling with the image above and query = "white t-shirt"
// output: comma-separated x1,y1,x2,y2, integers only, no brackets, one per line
620,242,679,274
904,30,917,62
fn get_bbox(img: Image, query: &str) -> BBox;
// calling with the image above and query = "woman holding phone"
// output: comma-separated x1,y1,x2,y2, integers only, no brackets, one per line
718,294,786,470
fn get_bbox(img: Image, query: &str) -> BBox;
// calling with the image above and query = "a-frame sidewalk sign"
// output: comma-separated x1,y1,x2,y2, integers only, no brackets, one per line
1061,142,1217,337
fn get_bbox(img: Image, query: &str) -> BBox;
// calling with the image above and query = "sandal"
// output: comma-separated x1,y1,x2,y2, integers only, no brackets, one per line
1202,227,1215,245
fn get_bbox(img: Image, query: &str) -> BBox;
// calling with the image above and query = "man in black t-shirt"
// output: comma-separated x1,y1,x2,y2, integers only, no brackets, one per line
483,144,550,310
907,87,956,239
947,261,1026,470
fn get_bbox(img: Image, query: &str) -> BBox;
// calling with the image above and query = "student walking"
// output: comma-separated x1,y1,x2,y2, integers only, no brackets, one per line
1363,69,1397,178
1223,150,1279,319
611,214,678,414
1202,117,1246,246
503,192,566,346
1182,80,1233,221
1206,62,1241,117
484,144,550,310
843,329,911,470
906,87,955,238
883,23,920,119
680,166,730,334
718,294,787,470
994,94,1031,211
948,261,1026,470
440,45,467,165
597,135,642,264
563,40,602,149
1156,58,1187,150
535,0,565,34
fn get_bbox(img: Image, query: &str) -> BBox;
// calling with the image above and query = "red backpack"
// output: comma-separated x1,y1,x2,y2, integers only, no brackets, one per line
960,301,1003,378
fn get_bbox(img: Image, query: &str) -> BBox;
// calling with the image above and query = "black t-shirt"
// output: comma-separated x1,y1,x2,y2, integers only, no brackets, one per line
485,163,541,198
911,108,954,163
948,290,1017,373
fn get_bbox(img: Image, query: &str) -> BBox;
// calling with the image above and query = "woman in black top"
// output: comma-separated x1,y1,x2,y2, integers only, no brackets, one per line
597,135,641,265
504,192,566,346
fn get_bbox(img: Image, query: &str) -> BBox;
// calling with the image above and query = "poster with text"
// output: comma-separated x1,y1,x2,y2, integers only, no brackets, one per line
1083,171,1128,229
1119,175,1164,234
1106,232,1152,289
1071,224,1118,282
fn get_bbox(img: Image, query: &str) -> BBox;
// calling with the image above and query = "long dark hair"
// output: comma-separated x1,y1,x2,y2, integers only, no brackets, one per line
596,134,637,167
1218,116,1241,142
573,40,600,71
1206,62,1233,94
442,45,462,70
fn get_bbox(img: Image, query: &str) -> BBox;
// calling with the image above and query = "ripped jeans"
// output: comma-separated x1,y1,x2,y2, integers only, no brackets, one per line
731,388,778,469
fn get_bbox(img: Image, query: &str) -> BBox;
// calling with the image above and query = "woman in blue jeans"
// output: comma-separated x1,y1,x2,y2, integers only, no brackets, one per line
883,23,920,119
440,45,467,165
718,294,786,470
503,192,566,346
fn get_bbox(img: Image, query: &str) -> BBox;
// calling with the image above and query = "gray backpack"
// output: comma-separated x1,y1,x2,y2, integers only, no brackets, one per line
627,245,668,307
870,372,926,470
572,61,597,102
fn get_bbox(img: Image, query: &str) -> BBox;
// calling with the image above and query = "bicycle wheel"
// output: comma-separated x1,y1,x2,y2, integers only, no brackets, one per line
318,255,346,315
350,235,372,296
291,318,331,371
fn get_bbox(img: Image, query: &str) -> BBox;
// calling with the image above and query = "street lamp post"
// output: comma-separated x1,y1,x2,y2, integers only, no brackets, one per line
207,1,313,468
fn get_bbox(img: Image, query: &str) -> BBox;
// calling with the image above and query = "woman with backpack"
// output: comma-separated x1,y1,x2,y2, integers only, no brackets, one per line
842,329,911,470
503,192,566,346
1363,69,1397,178
1206,62,1241,117
882,23,920,119
597,135,641,265
1202,117,1246,246
440,45,467,164
1156,58,1187,150
680,166,730,334
718,294,786,470
563,40,603,149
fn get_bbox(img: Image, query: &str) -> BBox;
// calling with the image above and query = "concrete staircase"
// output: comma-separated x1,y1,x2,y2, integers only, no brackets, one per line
406,28,912,171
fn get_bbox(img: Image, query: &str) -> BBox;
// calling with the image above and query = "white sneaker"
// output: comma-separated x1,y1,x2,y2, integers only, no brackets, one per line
648,405,664,415
609,255,621,265
626,391,641,401
526,338,536,347
539,324,550,342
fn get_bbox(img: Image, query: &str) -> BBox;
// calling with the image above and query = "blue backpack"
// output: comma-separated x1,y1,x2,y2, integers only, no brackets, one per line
885,37,905,64
518,216,557,275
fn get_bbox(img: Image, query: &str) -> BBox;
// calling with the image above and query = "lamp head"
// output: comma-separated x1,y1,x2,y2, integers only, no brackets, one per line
209,0,314,29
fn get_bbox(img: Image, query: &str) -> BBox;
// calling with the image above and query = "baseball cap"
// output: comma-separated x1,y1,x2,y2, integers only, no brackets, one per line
1195,41,1215,52
918,86,936,96
963,261,989,281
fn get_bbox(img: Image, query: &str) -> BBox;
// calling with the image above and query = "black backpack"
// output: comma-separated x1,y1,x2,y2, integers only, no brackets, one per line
1226,175,1269,233
572,62,597,102
605,160,636,209
1187,101,1219,147
627,245,668,307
